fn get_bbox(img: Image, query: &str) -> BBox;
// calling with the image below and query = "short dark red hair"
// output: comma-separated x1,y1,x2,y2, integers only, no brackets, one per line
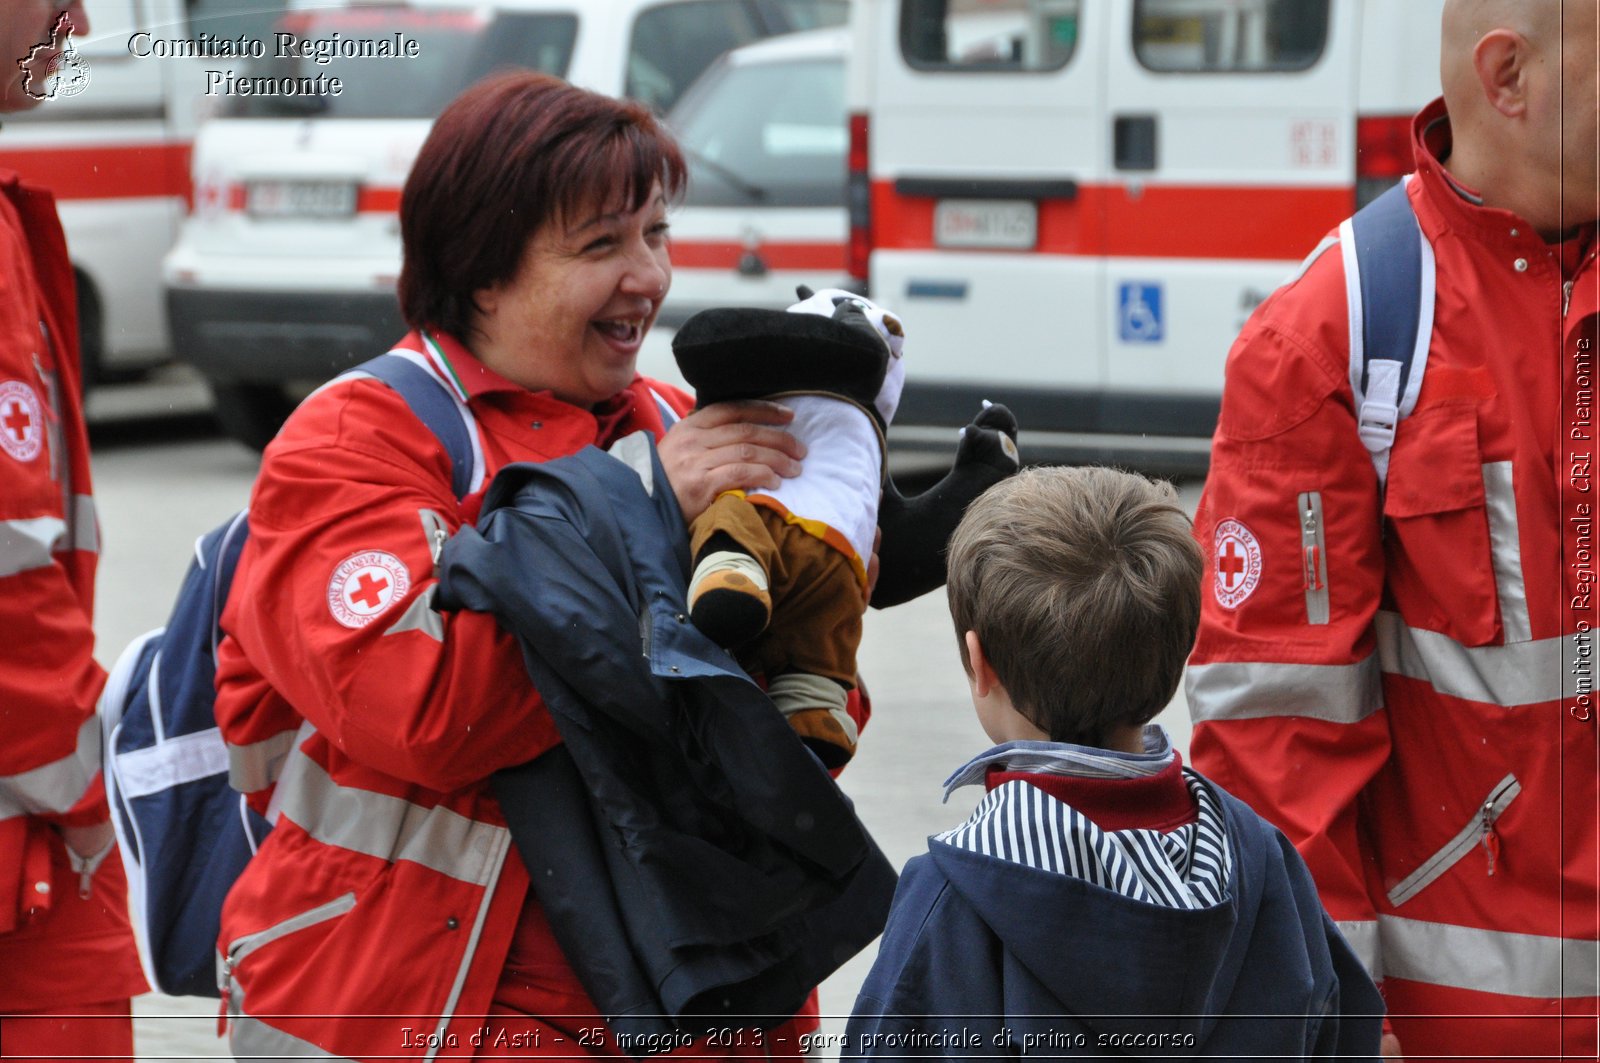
398,71,686,339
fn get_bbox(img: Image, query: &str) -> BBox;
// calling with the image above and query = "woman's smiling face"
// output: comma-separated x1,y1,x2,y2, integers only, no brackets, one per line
471,182,671,407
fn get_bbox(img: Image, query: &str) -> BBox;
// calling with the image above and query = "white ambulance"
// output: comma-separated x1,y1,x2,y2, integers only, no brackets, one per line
848,0,1445,469
0,0,284,385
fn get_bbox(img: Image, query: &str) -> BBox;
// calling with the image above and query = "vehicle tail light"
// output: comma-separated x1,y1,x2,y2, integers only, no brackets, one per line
847,111,871,290
1355,114,1411,209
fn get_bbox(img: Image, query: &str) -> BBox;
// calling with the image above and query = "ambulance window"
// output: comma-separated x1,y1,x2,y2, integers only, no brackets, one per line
1133,0,1328,73
901,0,1080,72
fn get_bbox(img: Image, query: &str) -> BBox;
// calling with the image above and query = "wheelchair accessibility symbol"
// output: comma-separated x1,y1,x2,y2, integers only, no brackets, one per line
1118,282,1164,344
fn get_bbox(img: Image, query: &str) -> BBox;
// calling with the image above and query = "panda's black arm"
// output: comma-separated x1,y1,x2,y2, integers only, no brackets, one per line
872,403,1021,609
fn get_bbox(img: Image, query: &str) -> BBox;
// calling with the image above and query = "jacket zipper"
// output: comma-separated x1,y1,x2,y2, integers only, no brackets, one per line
1563,244,1596,317
1298,491,1329,625
1385,774,1519,907
218,891,357,1025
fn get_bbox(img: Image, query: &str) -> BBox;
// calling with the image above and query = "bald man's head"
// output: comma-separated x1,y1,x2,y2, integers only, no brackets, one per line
1438,0,1598,234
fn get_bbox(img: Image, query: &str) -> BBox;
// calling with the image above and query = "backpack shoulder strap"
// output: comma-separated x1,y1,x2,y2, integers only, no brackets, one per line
347,350,478,499
1338,178,1436,490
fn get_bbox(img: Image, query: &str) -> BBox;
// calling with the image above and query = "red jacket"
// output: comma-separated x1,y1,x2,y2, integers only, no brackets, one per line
215,331,835,1059
0,169,144,1010
1187,99,1599,1058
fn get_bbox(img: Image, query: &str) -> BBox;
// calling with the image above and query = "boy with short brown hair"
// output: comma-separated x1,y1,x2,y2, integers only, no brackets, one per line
845,466,1383,1060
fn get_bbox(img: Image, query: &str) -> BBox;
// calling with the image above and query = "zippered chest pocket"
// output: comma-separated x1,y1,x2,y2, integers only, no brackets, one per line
1382,405,1508,647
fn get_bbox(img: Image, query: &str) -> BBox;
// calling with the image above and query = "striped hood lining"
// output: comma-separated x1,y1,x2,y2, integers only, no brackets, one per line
942,727,1176,797
936,770,1232,910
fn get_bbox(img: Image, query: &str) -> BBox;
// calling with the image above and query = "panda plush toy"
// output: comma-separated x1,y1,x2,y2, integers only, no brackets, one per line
672,287,1020,768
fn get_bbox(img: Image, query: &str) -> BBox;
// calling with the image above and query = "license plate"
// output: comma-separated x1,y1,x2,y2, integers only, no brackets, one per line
933,199,1038,250
246,180,358,219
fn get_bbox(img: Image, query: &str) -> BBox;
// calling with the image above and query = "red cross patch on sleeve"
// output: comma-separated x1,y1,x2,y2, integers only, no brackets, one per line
327,550,411,629
1213,519,1263,610
0,381,45,463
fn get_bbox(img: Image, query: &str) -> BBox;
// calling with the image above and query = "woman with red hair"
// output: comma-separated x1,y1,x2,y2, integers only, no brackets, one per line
212,72,825,1059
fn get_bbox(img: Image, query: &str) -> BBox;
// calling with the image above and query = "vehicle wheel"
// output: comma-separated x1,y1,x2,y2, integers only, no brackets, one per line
209,381,296,451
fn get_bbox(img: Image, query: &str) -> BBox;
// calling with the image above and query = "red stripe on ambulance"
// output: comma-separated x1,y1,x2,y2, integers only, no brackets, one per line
871,180,1352,261
0,142,191,202
667,240,846,271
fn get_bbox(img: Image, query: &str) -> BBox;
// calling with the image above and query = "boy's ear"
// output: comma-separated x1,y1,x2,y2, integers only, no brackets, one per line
964,630,996,698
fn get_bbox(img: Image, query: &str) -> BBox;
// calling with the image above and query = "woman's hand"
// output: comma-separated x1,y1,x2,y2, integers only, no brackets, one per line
659,400,805,522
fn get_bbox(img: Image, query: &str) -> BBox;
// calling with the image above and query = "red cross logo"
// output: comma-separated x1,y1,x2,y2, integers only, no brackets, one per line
0,382,43,462
327,550,410,629
1213,520,1262,610
349,572,389,610
2,400,31,442
1217,539,1246,589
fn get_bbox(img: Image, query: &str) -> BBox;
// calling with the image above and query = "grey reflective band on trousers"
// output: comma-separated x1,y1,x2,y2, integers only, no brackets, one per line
0,714,100,820
0,498,98,577
230,1014,357,1061
1337,916,1600,998
1380,915,1600,999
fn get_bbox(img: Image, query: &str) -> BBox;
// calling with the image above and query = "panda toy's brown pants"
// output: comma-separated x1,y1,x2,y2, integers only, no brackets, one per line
690,494,864,764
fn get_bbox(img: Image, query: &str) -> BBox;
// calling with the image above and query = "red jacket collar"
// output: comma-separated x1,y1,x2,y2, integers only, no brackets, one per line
985,752,1198,834
1412,97,1598,262
400,328,676,445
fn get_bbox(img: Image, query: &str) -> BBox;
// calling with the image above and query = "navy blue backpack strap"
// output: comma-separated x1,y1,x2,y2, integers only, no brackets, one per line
1338,179,1436,489
351,352,476,500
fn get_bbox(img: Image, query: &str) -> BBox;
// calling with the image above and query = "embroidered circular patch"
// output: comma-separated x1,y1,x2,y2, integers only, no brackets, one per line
0,381,44,463
1213,519,1263,610
327,550,411,629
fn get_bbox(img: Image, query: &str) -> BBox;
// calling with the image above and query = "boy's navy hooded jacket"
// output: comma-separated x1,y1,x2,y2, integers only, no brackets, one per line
844,770,1383,1060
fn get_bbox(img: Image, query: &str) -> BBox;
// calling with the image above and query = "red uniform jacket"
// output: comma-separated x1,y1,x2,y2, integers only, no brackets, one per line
0,168,144,1010
1187,99,1599,1058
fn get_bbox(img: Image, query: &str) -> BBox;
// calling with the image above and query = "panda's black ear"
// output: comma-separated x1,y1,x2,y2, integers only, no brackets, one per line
795,285,815,300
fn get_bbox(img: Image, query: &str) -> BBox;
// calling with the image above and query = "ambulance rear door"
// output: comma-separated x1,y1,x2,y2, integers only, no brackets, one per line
867,0,1107,429
1099,0,1356,413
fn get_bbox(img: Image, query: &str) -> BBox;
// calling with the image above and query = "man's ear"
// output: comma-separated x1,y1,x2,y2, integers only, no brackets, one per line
1473,29,1529,118
964,630,997,699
